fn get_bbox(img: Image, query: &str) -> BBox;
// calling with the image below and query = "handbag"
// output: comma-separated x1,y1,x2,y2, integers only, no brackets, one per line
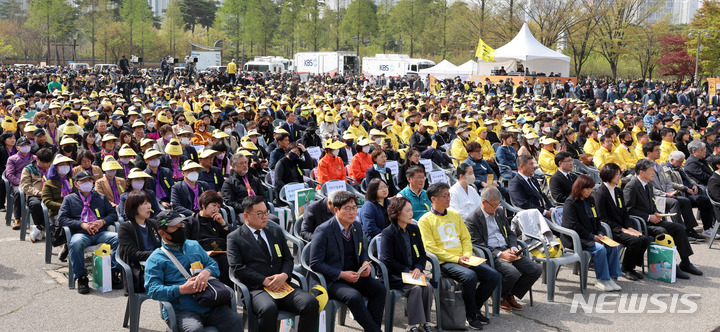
438,276,466,330
161,247,232,307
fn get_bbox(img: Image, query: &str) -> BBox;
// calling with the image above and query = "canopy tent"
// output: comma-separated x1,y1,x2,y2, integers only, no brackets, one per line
418,60,461,80
477,23,571,77
456,60,478,75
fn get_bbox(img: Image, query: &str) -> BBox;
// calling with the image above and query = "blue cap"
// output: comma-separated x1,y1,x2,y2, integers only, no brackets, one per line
709,116,717,122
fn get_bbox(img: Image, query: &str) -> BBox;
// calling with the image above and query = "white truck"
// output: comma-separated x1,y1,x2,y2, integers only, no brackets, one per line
293,51,360,76
243,56,291,73
361,54,435,77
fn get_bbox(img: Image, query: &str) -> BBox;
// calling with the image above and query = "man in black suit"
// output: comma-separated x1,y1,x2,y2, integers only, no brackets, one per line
309,191,385,332
222,154,278,224
508,154,554,217
624,159,702,278
594,163,651,281
549,151,577,204
227,196,319,331
465,186,541,311
684,140,713,186
299,196,334,242
706,155,720,237
280,112,304,143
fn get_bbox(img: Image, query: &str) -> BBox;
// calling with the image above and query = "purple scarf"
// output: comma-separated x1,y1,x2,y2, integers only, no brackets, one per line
171,156,183,179
79,192,97,223
108,176,120,203
60,176,72,197
154,171,167,200
185,179,200,211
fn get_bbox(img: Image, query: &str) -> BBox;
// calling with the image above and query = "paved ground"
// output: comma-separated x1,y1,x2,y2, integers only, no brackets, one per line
0,213,718,332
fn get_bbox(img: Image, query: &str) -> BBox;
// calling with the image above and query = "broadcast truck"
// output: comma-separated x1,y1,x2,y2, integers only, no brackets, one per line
293,52,360,76
361,54,435,78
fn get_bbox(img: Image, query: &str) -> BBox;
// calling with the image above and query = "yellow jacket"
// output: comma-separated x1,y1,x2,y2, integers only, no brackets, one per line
659,140,676,165
538,149,557,175
635,144,645,161
401,126,415,144
614,145,638,170
477,138,495,160
583,138,601,155
418,210,473,264
594,147,621,169
450,137,469,167
227,61,237,74
391,122,405,138
347,124,368,140
631,126,644,143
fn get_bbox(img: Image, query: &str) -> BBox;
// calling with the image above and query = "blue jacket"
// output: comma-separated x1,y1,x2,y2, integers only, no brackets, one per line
58,190,118,235
144,240,220,318
309,217,368,288
399,186,431,221
464,156,498,187
199,166,224,191
360,199,390,239
170,180,211,217
495,145,518,176
269,148,285,170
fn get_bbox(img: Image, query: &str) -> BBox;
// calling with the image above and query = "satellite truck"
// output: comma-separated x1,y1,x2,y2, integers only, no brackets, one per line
293,51,360,76
243,56,292,73
362,54,435,78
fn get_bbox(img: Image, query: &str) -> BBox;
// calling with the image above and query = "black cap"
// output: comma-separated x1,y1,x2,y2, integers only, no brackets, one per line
15,136,30,146
75,170,95,182
33,128,46,137
153,210,185,229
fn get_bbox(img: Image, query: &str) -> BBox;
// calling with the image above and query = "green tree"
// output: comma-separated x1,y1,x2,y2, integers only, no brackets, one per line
341,0,377,54
688,0,720,78
276,0,301,56
244,0,277,55
217,0,246,60
375,0,395,53
26,0,77,64
179,0,217,33
299,0,322,51
120,0,153,56
163,0,185,57
389,0,429,57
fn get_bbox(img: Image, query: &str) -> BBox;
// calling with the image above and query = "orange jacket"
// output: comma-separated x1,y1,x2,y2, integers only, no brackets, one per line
349,151,373,181
191,121,212,145
317,153,347,186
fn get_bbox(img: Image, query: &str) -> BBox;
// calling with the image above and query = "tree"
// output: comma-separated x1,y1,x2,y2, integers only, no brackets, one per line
299,0,322,51
658,33,696,80
26,0,78,64
688,0,720,78
244,0,277,55
217,0,246,61
565,2,603,77
341,0,377,54
163,0,185,57
525,0,579,48
628,20,666,80
276,0,300,57
389,0,430,57
179,0,217,33
375,0,396,53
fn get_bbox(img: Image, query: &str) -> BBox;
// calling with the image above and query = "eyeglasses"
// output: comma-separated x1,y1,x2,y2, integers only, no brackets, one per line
483,200,500,208
249,210,269,217
178,118,186,122
341,205,358,211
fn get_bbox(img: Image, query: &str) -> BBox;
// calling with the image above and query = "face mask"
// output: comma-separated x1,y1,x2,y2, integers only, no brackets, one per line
18,145,30,154
63,145,75,154
132,180,145,190
117,119,125,126
105,170,117,177
135,102,141,107
288,152,299,161
397,118,404,123
331,149,339,155
119,157,131,164
441,127,448,133
58,165,71,176
624,139,633,146
363,146,371,153
354,121,360,126
180,137,190,145
186,171,199,182
543,127,551,133
79,181,94,193
461,132,469,138
164,134,173,141
224,128,232,135
90,116,97,121
216,153,226,160
82,111,88,116
465,174,476,184
203,106,209,111
166,227,186,245
148,122,155,129
704,112,710,117
375,138,382,145
410,122,416,128
148,159,161,167
474,115,480,120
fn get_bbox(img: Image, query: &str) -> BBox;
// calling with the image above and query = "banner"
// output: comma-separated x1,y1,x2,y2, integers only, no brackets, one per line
294,188,316,220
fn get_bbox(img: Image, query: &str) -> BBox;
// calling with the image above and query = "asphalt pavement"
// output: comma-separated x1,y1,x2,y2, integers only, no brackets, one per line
0,212,717,332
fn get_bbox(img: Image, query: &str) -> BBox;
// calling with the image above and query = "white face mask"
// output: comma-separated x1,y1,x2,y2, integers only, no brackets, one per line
82,111,88,116
362,146,371,153
465,174,476,184
79,181,94,193
375,138,382,145
461,132,469,138
440,127,447,133
90,116,97,121
18,145,30,154
132,180,145,190
331,149,339,155
187,171,199,182
216,153,226,160
117,119,123,126
354,121,360,126
105,170,117,177
164,134,173,141
148,122,155,129
58,165,71,176
181,137,190,145
203,106,209,111
148,159,161,167
119,157,131,164
224,128,232,135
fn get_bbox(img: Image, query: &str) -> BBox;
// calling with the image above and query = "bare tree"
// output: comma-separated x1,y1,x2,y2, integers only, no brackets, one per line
524,0,580,48
566,1,604,76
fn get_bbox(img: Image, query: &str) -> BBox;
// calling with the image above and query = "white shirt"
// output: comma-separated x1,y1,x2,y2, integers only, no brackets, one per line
245,224,272,257
604,182,617,206
449,181,482,220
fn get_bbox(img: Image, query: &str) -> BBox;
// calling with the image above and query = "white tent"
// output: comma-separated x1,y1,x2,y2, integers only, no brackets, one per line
456,60,478,75
477,23,571,77
418,60,460,80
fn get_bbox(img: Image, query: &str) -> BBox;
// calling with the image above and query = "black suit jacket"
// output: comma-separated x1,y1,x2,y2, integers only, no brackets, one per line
309,217,369,288
465,206,517,256
117,220,161,292
227,223,294,291
281,122,304,142
379,223,427,289
508,174,552,212
684,156,713,185
549,171,576,204
707,173,720,221
221,170,267,214
170,180,211,216
623,177,656,222
594,184,634,234
365,167,399,197
300,197,333,242
561,196,602,249
337,145,356,166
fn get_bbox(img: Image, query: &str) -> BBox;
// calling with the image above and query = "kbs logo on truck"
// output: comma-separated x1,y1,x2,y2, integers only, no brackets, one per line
378,64,394,72
303,59,318,67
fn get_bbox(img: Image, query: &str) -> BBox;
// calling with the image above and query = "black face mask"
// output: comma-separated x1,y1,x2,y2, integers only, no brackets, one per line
166,227,186,245
409,122,416,128
623,140,633,146
63,145,75,153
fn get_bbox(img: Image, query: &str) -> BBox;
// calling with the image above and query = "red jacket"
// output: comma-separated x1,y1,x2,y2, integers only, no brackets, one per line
349,152,373,181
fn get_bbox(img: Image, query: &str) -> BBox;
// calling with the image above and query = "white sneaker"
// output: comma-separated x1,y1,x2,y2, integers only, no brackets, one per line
30,226,41,243
703,230,720,240
608,279,622,291
595,280,612,292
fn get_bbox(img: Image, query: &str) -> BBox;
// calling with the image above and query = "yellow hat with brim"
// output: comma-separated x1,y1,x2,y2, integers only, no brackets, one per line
181,160,203,171
24,124,37,132
118,144,137,157
342,132,357,140
419,119,434,127
165,139,183,156
157,112,173,124
246,130,261,137
198,149,218,159
212,129,229,139
128,168,152,179
524,132,539,140
102,156,123,171
242,141,258,150
274,128,289,135
357,137,371,146
60,135,78,146
52,154,75,166
325,139,346,149
177,128,193,136
507,128,521,133
102,134,118,142
63,122,79,135
540,137,559,145
236,149,253,157
368,129,386,137
132,120,145,128
140,138,155,147
324,114,336,123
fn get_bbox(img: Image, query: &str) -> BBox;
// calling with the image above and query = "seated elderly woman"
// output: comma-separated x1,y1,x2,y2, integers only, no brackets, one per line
379,197,435,332
118,168,162,221
184,190,235,286
118,191,162,294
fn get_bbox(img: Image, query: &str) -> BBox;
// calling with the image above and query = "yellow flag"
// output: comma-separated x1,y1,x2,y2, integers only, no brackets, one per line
475,37,496,62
